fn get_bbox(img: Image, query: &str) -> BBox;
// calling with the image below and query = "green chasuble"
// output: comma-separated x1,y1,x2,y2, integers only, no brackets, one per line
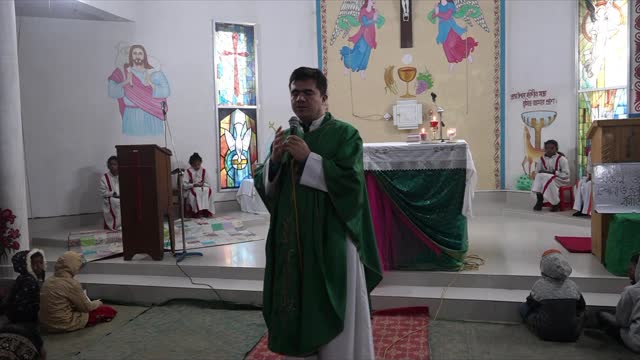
254,112,383,357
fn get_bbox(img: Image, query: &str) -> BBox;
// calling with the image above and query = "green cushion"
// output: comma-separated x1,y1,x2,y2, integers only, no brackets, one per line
605,214,640,276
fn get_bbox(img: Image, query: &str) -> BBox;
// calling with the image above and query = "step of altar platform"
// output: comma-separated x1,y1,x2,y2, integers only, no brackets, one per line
13,191,626,323
38,273,620,323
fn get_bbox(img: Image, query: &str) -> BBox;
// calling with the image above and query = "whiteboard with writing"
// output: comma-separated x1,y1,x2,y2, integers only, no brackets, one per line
593,163,640,213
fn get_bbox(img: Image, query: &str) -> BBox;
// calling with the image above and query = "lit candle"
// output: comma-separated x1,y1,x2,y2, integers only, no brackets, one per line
429,117,438,128
420,128,427,141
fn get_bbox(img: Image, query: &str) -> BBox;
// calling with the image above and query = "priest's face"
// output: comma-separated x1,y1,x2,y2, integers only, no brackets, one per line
290,79,327,123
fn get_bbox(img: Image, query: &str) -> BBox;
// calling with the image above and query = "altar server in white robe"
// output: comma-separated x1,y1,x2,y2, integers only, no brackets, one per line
99,156,121,230
532,140,571,212
573,151,592,217
183,153,215,218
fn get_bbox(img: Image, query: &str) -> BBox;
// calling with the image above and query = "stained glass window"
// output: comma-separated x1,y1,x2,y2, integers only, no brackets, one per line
218,109,258,190
577,0,629,176
214,23,256,106
214,22,258,190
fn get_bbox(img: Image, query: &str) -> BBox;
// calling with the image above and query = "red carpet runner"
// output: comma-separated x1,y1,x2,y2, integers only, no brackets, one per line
554,236,592,253
245,307,429,360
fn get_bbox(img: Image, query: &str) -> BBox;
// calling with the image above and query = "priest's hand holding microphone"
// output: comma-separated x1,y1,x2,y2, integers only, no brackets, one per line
271,117,310,165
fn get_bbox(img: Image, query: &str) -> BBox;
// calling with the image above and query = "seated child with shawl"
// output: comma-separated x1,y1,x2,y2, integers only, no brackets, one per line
4,249,46,324
598,254,640,353
519,249,586,342
39,252,117,333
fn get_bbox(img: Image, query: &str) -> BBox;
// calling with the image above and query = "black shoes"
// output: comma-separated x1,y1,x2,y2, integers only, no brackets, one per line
533,193,543,211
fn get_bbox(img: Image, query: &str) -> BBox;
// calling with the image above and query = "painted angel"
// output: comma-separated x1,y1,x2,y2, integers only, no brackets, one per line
427,0,488,71
581,0,625,89
331,0,384,79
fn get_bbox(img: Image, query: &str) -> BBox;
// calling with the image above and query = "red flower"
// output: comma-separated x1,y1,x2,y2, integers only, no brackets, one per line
7,229,20,240
0,208,20,255
1,209,12,220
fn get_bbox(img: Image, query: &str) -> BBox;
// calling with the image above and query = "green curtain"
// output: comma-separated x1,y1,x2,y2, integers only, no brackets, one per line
372,169,468,270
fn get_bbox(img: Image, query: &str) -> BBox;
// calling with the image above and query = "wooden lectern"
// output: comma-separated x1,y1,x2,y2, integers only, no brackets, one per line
587,119,640,261
116,145,175,260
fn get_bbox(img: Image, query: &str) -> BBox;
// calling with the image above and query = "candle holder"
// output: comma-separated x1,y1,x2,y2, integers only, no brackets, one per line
447,128,457,141
420,128,427,142
429,118,438,140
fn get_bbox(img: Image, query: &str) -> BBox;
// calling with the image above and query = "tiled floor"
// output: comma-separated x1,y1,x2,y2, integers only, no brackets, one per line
33,208,613,280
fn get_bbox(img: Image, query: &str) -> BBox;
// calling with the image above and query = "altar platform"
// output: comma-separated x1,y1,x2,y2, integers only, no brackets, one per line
4,191,627,324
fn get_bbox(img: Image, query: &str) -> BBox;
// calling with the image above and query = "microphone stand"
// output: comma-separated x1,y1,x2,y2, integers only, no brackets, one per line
162,102,168,149
174,170,203,263
437,106,445,142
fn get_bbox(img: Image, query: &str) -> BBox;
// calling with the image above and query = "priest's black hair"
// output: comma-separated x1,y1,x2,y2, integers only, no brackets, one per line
289,67,327,96
107,156,118,165
544,140,559,149
189,153,203,165
631,253,640,265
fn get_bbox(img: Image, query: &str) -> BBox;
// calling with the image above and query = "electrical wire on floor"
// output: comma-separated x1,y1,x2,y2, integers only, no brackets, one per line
164,112,229,306
173,259,226,305
433,254,485,322
382,254,485,356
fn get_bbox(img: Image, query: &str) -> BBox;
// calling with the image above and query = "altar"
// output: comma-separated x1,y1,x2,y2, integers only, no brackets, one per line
363,140,477,271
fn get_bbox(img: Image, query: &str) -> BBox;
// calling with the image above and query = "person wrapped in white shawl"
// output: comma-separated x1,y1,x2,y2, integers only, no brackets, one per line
532,140,570,212
183,153,215,218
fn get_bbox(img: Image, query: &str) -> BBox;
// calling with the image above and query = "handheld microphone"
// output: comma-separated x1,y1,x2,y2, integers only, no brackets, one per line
161,101,168,116
288,116,300,136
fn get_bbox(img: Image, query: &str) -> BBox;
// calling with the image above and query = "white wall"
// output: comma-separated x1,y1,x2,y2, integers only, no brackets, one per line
18,0,317,218
504,0,577,189
77,0,137,21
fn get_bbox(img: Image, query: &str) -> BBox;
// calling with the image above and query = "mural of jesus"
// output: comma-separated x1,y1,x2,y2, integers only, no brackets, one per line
107,45,170,137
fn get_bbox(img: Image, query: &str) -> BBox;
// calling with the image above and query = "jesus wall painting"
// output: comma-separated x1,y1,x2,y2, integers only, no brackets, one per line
107,44,170,137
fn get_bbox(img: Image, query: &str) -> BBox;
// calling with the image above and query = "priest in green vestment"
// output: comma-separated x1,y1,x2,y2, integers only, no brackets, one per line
254,67,383,358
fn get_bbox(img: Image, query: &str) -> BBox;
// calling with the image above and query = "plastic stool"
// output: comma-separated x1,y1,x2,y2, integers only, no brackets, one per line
558,185,574,211
542,185,574,211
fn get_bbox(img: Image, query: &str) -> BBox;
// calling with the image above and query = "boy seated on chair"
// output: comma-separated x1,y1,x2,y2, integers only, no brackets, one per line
532,140,570,212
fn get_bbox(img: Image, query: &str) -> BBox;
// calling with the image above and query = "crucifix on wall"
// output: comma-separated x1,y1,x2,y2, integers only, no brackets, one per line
400,0,412,48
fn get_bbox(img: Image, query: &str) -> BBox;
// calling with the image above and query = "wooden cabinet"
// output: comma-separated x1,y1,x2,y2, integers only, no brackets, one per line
587,119,640,261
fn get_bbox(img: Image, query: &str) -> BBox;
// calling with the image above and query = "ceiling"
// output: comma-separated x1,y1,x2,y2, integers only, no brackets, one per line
14,0,130,22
